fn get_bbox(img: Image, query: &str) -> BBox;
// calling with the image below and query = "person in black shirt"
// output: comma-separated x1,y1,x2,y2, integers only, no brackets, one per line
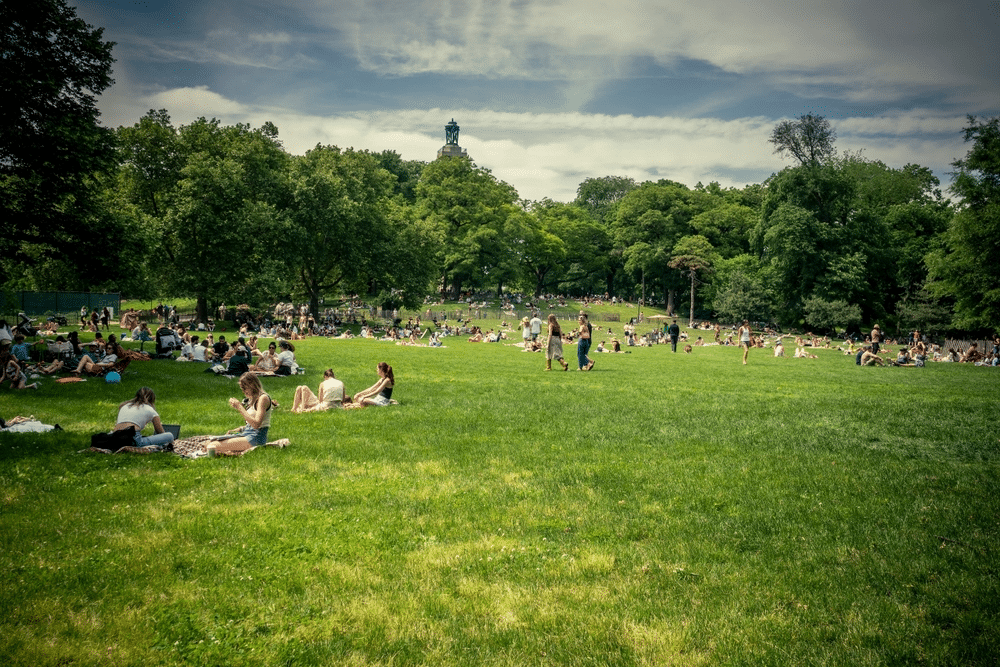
668,318,681,353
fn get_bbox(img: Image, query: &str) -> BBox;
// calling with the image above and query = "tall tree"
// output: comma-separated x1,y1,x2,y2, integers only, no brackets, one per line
575,175,638,224
927,116,1000,329
287,145,397,316
164,118,291,321
513,201,608,297
613,180,710,310
669,235,718,327
0,0,117,286
769,114,837,167
415,157,518,299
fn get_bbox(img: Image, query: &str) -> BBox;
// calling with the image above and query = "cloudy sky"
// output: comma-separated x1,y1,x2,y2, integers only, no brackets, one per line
73,0,999,202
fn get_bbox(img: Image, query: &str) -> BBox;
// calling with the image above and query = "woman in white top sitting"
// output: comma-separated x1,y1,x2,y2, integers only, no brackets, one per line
275,340,296,375
252,341,279,372
113,387,174,448
291,369,346,413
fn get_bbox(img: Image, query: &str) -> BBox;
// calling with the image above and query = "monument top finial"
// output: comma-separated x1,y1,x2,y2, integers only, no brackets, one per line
445,118,460,145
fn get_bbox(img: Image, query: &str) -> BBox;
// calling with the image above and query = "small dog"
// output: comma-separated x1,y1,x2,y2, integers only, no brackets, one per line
683,345,693,354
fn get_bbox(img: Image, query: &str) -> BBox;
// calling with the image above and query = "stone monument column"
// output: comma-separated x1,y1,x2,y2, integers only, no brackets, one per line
437,118,469,159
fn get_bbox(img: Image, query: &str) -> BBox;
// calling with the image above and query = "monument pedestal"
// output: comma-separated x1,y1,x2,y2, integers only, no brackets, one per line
437,143,468,159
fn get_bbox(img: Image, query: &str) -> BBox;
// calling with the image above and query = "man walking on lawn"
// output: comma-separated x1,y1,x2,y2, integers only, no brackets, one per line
668,318,680,353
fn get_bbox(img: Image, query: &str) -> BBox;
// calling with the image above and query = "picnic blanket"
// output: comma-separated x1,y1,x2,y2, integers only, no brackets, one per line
89,434,288,458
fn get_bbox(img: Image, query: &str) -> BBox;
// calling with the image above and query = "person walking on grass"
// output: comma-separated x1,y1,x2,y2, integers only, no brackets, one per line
529,313,542,342
738,320,752,365
668,318,680,353
577,313,594,371
545,314,569,371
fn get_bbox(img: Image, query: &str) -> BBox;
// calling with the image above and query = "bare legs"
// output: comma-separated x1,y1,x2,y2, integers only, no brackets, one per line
291,385,321,413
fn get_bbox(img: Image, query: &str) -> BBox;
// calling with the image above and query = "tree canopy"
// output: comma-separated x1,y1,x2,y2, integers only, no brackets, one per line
0,0,117,287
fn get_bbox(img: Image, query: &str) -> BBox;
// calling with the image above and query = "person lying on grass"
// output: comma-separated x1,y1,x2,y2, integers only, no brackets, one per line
291,369,346,413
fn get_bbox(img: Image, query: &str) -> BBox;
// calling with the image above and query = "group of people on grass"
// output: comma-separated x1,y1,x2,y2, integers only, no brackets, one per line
102,362,395,456
517,312,597,371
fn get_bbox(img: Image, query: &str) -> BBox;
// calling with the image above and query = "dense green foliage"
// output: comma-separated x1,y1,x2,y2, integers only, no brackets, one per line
0,0,117,290
1,320,997,665
927,116,1000,329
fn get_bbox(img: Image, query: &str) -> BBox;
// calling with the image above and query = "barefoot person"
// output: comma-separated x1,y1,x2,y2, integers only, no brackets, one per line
291,369,346,412
351,362,395,406
216,372,282,454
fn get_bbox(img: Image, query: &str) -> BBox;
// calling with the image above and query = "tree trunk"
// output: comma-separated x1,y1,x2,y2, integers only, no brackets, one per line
196,295,208,326
688,269,696,328
310,294,321,323
667,288,676,317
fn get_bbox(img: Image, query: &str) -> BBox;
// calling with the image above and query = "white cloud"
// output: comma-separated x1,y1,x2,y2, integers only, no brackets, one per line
97,81,971,203
304,0,996,109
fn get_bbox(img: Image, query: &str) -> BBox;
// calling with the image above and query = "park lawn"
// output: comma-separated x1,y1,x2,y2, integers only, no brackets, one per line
0,331,997,666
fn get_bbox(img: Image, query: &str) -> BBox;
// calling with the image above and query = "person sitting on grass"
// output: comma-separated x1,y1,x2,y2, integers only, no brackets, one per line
960,343,982,364
215,372,286,454
112,387,174,449
774,340,785,357
275,340,297,375
1,349,39,390
291,369,346,413
350,362,395,407
893,347,915,367
860,346,885,366
10,335,33,364
72,337,121,375
252,341,279,372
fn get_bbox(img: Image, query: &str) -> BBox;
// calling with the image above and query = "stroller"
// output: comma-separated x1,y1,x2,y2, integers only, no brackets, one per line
155,326,182,358
15,313,39,337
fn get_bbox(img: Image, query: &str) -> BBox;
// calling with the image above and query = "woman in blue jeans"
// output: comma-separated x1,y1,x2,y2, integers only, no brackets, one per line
113,387,175,449
577,314,594,371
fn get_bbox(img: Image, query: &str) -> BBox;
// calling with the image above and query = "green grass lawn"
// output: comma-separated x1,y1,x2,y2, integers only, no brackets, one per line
1,316,997,666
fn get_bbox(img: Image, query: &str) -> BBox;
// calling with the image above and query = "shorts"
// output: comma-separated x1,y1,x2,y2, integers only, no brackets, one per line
370,394,391,407
242,426,269,446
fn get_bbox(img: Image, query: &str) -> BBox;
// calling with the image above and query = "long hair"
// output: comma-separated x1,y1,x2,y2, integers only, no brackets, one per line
377,362,394,384
238,371,279,408
239,372,264,404
128,387,156,407
547,314,560,335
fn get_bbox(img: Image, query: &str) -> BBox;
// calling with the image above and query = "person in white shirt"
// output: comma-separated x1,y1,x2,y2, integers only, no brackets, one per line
529,315,542,342
291,369,346,412
112,387,174,448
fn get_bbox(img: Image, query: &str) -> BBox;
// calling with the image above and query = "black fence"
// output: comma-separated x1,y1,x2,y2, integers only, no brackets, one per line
1,291,120,319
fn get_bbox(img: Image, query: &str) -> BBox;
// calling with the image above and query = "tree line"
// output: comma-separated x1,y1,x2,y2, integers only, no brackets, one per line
2,1,998,335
